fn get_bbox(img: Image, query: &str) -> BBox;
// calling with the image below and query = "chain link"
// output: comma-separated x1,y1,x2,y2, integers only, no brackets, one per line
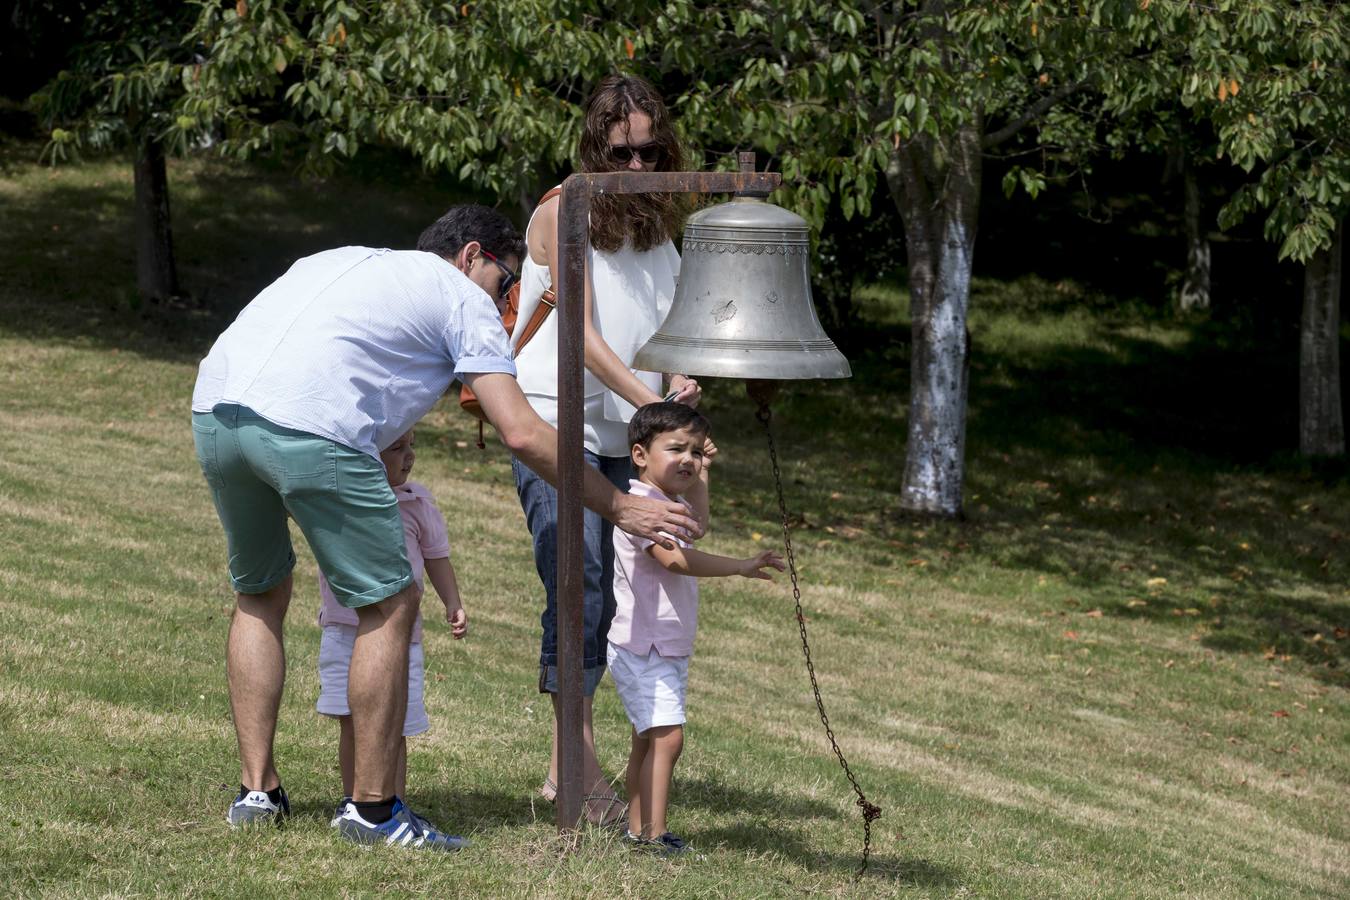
756,402,883,879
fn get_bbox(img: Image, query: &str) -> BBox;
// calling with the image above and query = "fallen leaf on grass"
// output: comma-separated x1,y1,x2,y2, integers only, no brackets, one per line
1272,709,1290,718
906,558,928,567
1164,659,1175,669
1085,609,1103,618
1126,598,1148,608
1146,577,1168,589
1063,630,1080,640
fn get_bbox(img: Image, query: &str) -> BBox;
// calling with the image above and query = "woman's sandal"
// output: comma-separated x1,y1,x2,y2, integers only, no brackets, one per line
583,790,629,830
538,777,627,829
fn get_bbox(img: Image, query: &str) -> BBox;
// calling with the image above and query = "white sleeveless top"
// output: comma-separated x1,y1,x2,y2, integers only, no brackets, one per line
512,200,680,456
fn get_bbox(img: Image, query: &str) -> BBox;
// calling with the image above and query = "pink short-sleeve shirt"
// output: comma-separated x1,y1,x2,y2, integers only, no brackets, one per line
609,479,699,658
317,480,450,644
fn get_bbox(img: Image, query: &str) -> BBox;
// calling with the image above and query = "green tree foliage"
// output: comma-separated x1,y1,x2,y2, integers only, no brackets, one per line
178,0,1347,480
1134,0,1348,264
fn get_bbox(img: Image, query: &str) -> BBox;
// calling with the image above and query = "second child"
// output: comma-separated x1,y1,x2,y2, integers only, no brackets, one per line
317,429,470,848
607,403,784,854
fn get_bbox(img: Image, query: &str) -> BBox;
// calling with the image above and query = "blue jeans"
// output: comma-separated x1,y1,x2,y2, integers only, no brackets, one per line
512,452,632,691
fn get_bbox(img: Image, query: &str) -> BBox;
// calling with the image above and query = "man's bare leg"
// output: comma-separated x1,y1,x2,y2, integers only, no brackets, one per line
227,575,292,792
349,585,418,804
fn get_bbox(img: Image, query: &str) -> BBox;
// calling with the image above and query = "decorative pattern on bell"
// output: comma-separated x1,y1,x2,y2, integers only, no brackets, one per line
633,196,851,380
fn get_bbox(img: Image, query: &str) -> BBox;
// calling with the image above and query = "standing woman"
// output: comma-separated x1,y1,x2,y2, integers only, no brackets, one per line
510,73,702,824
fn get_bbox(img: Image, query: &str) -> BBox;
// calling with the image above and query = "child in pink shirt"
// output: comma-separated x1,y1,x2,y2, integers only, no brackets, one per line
315,429,467,818
608,402,784,855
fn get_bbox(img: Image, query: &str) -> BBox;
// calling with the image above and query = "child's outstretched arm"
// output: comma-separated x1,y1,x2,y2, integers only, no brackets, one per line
647,543,784,580
425,557,467,638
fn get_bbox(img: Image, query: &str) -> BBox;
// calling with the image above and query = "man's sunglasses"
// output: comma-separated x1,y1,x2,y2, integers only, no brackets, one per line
480,249,518,300
609,142,664,165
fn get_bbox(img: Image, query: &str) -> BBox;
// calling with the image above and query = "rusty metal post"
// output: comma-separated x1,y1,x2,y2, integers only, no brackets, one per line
552,154,778,834
553,180,591,831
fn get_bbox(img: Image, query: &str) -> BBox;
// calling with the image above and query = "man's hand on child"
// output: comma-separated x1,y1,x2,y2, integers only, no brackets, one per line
739,550,786,580
445,603,468,639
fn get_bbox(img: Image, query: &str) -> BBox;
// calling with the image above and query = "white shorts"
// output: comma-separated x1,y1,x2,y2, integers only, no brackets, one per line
316,624,429,737
606,644,690,735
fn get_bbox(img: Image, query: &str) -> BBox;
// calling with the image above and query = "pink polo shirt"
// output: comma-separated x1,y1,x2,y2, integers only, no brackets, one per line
609,479,699,658
317,480,450,644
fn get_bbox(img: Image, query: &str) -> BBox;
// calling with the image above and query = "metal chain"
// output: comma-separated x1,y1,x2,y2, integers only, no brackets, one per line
756,402,883,879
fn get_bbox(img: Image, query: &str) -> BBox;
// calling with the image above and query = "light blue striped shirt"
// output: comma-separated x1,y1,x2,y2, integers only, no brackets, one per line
192,247,515,458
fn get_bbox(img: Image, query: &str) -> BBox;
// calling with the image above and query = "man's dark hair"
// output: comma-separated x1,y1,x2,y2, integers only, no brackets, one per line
417,204,523,262
628,401,711,450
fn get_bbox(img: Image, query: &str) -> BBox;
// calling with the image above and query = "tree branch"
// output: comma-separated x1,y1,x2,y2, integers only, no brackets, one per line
982,79,1089,150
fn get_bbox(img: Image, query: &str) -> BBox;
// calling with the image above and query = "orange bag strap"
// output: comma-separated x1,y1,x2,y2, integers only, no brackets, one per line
512,187,564,359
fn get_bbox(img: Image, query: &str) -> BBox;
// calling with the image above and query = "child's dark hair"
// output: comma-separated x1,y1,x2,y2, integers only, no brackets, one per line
628,401,710,450
417,204,523,262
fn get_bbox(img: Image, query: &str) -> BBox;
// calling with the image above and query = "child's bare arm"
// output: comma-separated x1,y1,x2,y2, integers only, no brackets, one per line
424,556,467,638
684,437,716,534
646,543,784,580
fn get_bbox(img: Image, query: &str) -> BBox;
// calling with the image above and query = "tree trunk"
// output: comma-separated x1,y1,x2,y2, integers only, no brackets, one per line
1178,157,1211,312
1299,220,1344,457
133,135,179,303
885,121,982,517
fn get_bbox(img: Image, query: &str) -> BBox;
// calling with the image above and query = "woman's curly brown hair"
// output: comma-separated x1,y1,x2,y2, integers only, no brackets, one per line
579,73,686,253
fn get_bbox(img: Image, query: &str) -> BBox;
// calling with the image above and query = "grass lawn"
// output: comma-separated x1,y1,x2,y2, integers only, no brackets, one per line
0,138,1347,898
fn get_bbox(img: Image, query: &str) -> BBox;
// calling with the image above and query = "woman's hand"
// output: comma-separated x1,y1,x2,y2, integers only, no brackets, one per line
667,374,702,408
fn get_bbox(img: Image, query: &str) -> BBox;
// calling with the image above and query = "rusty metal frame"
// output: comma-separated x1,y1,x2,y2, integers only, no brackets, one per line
553,153,780,831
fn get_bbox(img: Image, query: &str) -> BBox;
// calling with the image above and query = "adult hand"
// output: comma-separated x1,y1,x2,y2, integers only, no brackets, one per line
667,374,702,408
615,493,702,547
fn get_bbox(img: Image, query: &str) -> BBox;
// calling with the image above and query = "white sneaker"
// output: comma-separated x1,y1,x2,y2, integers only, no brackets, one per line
226,787,289,827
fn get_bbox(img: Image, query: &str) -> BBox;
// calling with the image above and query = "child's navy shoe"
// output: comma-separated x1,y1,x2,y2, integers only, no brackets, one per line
334,798,470,851
653,831,691,856
226,786,289,827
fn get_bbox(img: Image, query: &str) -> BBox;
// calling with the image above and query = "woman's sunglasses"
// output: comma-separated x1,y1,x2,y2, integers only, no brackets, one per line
609,142,664,165
480,250,518,300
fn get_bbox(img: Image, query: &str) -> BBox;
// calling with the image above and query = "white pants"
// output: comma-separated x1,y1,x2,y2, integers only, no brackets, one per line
607,644,690,735
316,624,429,736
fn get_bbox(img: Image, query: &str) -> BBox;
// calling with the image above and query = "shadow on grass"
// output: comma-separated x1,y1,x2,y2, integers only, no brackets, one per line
698,818,954,888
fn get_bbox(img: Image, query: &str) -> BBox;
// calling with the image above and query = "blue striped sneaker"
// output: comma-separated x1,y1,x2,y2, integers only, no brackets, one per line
334,798,470,851
226,787,289,827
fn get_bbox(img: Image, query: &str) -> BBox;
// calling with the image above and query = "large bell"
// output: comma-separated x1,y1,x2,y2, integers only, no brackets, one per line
633,196,851,380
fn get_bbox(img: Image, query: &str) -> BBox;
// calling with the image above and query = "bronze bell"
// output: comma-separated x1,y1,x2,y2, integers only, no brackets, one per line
633,196,851,380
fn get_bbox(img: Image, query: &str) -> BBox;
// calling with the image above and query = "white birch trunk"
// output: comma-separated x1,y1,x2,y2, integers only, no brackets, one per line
886,122,981,517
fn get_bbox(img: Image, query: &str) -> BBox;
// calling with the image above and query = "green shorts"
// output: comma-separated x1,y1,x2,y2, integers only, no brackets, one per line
192,404,412,608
